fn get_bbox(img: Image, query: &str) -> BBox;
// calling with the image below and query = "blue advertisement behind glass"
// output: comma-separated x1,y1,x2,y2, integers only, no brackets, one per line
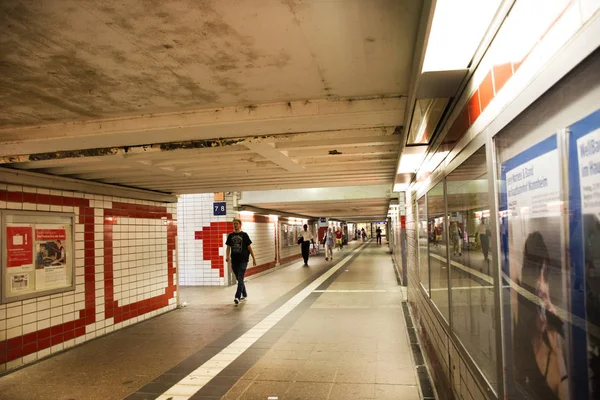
500,134,573,399
568,109,600,400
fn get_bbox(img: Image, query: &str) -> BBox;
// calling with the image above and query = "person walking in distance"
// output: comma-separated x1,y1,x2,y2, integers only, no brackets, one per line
225,218,257,305
376,226,382,245
299,224,314,266
477,217,491,261
335,227,343,250
324,227,334,261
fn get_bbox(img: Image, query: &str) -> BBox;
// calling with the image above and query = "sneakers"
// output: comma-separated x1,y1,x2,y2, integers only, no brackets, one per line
325,257,328,261
240,296,247,302
234,298,240,305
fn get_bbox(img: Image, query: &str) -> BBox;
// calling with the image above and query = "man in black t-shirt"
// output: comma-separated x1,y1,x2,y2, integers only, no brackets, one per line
225,218,257,305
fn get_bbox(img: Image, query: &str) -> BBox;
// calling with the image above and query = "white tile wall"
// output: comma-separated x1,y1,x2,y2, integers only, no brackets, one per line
177,193,232,286
0,184,177,372
241,221,276,268
113,218,169,305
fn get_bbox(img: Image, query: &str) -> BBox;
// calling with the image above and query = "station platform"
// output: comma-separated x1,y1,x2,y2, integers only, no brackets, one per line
0,241,429,400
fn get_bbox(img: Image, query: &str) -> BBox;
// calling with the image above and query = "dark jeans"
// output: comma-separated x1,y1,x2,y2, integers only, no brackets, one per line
301,241,310,264
480,234,490,260
376,234,381,244
232,261,248,299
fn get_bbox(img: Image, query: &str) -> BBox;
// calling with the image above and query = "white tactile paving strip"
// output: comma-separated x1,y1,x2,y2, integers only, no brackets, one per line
155,242,367,400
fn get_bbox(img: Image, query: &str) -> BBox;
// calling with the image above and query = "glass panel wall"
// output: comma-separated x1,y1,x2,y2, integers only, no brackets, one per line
428,181,449,321
418,196,429,293
496,130,571,399
446,147,497,390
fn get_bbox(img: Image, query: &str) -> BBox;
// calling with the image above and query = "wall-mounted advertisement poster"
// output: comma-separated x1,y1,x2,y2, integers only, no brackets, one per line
1,211,75,303
6,224,34,294
568,109,600,399
6,225,33,269
499,134,572,399
34,225,68,289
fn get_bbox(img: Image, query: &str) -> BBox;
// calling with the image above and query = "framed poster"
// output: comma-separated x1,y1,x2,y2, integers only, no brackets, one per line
1,211,75,303
567,109,600,399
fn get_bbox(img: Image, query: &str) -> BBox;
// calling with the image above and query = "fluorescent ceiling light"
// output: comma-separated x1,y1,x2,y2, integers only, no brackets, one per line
397,147,427,174
422,0,501,72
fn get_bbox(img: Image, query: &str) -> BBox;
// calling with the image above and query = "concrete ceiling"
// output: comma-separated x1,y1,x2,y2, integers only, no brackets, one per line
239,185,394,221
0,0,426,220
246,198,392,222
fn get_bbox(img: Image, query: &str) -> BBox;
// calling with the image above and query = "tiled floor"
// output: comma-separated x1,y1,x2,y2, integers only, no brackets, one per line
0,241,423,400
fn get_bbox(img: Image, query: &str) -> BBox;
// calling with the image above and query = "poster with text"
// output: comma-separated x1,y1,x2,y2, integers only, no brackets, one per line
6,225,34,269
500,134,571,399
568,109,600,399
10,273,30,292
34,224,68,289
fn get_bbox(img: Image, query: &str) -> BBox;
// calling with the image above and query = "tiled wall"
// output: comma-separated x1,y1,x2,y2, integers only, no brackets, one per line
177,194,233,286
177,195,295,285
236,216,277,275
0,184,177,373
238,214,279,276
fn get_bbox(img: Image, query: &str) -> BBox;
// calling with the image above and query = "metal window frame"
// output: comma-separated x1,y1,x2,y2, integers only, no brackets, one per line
415,133,503,399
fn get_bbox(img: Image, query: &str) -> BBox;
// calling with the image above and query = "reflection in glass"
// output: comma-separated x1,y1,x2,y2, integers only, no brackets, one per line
446,147,497,390
406,98,450,145
496,132,571,399
418,196,429,293
428,181,449,320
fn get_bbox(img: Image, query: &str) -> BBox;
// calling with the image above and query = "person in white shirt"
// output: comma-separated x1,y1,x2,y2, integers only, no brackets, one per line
477,218,491,261
323,227,335,261
299,224,314,266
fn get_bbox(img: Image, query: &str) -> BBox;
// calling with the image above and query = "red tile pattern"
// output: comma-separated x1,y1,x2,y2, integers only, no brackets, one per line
0,190,93,364
492,63,513,94
246,261,278,277
442,1,573,146
194,222,233,278
104,202,176,323
0,191,176,366
478,72,495,112
193,217,283,279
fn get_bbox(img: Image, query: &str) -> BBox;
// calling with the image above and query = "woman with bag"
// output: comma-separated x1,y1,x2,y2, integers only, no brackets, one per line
324,227,335,261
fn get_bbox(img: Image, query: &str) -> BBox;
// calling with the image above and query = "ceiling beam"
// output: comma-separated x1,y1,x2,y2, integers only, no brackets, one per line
0,167,175,202
0,97,405,158
243,141,305,173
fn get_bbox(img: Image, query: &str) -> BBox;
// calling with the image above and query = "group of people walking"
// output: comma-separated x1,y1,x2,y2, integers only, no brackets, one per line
225,220,387,305
226,216,489,306
322,226,344,261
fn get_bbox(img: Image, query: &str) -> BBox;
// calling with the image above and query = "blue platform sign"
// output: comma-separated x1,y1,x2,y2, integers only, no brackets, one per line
213,202,226,216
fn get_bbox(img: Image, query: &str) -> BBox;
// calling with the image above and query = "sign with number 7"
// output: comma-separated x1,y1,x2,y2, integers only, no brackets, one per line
213,202,226,216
